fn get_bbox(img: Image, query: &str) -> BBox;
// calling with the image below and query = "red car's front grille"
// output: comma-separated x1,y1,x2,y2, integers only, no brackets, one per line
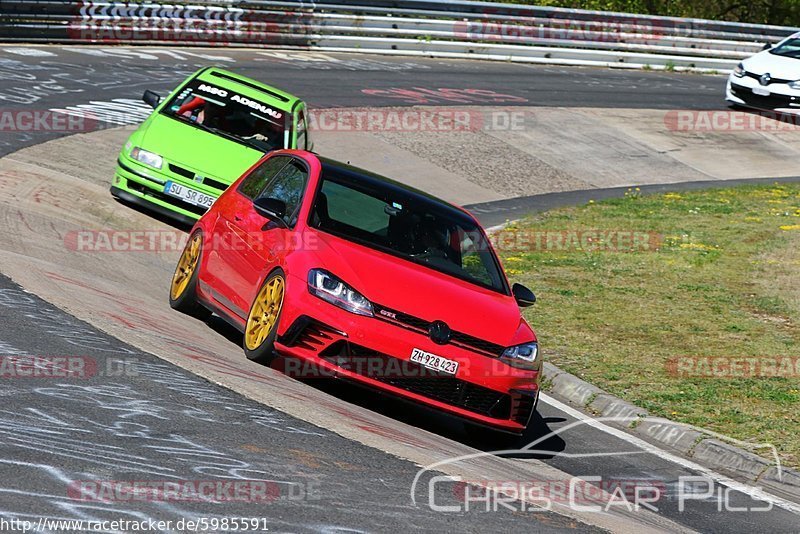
372,304,506,358
319,341,512,420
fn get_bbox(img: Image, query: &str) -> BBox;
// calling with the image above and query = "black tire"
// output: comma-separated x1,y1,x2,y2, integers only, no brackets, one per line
169,231,212,321
243,268,286,364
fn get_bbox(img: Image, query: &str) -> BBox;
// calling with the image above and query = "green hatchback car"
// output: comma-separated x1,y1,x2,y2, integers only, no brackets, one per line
111,67,311,225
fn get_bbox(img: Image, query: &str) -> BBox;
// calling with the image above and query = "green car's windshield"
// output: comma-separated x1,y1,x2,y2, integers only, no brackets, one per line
770,36,800,58
163,79,289,152
310,168,507,293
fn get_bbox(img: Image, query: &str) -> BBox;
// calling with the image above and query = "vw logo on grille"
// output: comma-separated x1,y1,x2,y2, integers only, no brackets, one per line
759,73,772,86
428,320,451,345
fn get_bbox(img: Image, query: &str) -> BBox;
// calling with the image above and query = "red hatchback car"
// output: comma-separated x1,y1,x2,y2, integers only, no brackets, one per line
169,150,541,433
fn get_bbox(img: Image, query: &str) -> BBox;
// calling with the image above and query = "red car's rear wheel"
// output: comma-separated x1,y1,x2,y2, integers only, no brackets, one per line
169,231,211,321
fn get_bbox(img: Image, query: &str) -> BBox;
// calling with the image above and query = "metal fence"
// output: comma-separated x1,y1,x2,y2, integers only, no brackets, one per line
2,0,798,71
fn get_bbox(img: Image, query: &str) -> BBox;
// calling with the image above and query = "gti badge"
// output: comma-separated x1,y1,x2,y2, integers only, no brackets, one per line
428,320,451,345
759,73,771,86
379,309,397,320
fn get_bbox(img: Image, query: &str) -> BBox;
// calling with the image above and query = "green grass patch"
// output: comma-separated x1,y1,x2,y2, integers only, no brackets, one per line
501,185,800,466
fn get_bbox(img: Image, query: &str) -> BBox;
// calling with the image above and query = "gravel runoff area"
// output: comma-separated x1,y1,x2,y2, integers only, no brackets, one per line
370,105,800,200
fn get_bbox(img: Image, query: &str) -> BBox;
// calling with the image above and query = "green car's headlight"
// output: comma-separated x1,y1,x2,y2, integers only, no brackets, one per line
501,342,539,369
131,147,163,169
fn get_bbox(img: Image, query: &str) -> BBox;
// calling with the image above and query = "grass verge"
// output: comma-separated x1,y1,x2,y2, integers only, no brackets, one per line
499,184,800,466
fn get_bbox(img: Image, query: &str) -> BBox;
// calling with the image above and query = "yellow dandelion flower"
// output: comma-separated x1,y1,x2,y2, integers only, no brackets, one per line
679,243,717,251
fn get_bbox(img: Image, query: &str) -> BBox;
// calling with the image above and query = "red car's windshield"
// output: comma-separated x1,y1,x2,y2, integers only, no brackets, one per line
163,79,288,152
309,170,507,293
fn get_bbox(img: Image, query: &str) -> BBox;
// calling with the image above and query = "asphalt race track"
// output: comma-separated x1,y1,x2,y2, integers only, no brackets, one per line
0,45,724,155
0,274,596,533
0,45,799,533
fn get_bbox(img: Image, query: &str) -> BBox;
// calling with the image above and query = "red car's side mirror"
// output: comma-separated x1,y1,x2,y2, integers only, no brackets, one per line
512,283,536,307
253,197,287,224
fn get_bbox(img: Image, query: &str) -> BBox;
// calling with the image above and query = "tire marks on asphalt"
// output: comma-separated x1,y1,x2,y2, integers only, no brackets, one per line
0,273,594,533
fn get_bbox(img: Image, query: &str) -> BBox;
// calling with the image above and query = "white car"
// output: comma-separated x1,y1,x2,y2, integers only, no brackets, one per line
726,32,800,113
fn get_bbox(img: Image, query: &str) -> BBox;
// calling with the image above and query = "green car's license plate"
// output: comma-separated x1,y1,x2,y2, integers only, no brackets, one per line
164,181,215,209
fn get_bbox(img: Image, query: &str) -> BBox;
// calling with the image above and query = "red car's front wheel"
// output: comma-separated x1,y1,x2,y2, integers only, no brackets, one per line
244,269,286,364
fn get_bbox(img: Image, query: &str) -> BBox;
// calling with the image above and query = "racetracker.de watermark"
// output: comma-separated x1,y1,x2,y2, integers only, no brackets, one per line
0,110,98,132
65,229,661,254
489,230,662,253
308,109,529,132
667,356,800,378
31,107,531,134
274,356,541,380
664,110,800,132
67,7,316,43
64,230,319,254
0,355,137,379
67,479,320,503
453,16,667,43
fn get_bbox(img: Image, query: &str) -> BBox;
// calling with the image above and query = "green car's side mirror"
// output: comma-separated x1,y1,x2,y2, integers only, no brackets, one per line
143,90,162,109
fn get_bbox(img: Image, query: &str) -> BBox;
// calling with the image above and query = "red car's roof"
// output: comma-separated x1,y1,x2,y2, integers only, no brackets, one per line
313,154,480,224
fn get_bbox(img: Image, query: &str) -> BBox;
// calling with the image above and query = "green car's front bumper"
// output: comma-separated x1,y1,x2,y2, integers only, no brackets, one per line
111,156,228,226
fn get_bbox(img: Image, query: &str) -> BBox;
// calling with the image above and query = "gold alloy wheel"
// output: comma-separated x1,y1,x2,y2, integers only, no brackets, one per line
170,234,202,300
245,275,285,350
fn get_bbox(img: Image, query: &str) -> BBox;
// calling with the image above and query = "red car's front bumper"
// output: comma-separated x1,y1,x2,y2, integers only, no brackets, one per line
273,272,540,433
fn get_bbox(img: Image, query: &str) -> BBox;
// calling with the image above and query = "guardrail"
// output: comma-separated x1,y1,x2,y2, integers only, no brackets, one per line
1,0,798,71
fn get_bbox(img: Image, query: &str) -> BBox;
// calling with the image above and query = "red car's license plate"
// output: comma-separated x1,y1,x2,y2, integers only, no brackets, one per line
410,348,459,375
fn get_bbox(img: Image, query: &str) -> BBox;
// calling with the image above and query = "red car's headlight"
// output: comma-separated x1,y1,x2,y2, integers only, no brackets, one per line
501,342,539,370
307,269,374,317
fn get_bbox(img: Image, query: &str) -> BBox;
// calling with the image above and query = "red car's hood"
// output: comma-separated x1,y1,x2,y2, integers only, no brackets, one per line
306,229,522,345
